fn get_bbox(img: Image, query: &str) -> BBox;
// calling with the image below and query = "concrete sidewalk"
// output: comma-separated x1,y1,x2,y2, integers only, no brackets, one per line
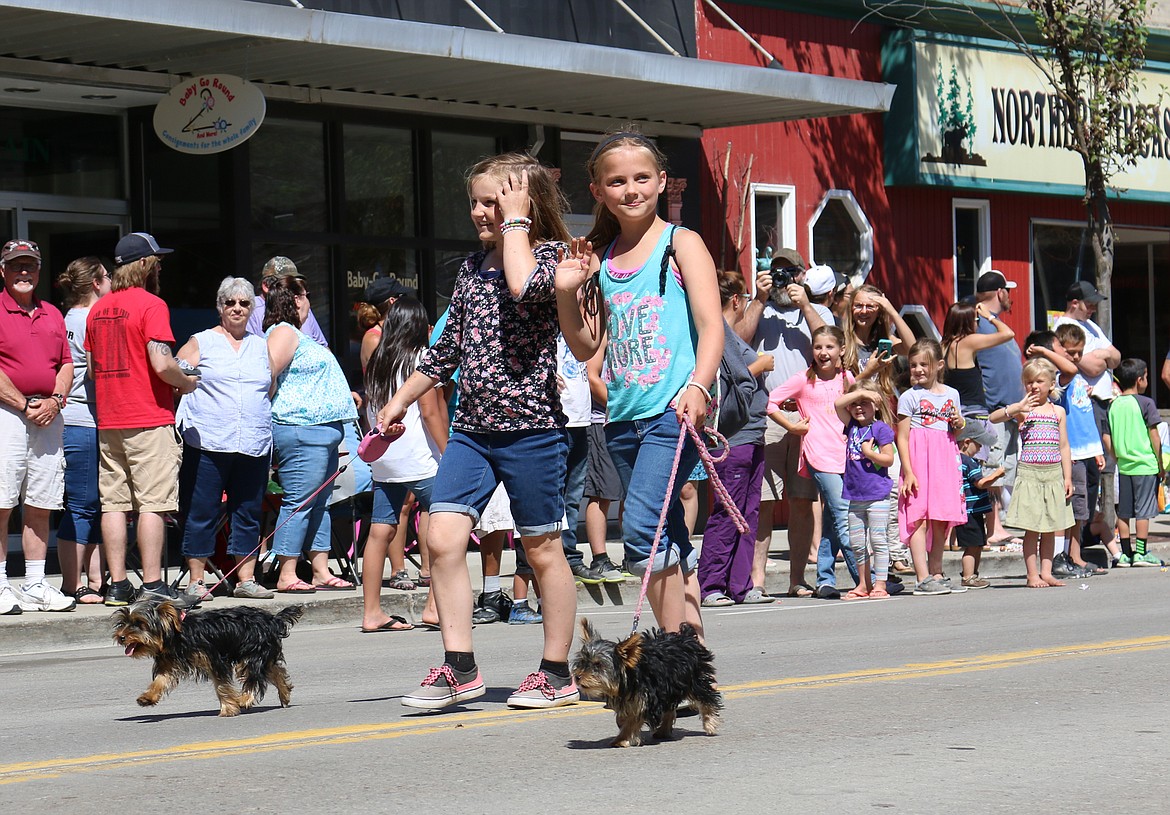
3,514,1169,656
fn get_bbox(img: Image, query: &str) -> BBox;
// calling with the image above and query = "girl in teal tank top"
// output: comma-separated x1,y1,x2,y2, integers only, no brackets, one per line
555,131,724,635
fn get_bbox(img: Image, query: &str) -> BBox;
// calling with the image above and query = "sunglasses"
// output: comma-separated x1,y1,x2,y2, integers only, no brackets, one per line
223,299,251,308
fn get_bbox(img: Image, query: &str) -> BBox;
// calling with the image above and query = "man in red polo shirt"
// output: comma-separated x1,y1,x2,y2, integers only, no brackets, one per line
85,232,199,608
0,239,76,614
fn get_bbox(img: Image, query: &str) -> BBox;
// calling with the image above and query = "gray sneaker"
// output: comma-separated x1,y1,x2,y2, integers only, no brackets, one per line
401,665,485,710
939,576,968,594
232,580,276,600
185,581,213,602
913,577,952,596
570,562,605,585
139,582,200,609
591,556,625,583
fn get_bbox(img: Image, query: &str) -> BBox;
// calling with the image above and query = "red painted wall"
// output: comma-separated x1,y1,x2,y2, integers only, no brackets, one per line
694,2,1169,340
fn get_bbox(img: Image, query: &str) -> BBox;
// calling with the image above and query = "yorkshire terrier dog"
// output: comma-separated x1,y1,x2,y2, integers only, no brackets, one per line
571,618,722,747
112,600,303,717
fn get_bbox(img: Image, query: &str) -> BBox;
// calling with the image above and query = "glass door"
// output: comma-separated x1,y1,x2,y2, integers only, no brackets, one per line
17,212,125,307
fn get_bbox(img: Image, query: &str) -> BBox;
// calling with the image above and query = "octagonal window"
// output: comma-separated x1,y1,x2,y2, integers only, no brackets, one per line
809,190,873,279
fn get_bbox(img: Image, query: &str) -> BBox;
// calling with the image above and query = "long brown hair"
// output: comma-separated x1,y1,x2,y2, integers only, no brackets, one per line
467,152,571,247
842,283,901,404
806,325,846,382
262,274,306,331
56,256,106,308
940,301,978,361
584,129,670,249
111,256,159,294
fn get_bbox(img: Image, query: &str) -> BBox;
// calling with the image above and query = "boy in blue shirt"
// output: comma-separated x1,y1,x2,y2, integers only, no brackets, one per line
956,435,1005,589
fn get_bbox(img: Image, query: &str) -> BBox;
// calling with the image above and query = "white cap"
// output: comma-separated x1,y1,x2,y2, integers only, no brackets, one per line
805,264,837,296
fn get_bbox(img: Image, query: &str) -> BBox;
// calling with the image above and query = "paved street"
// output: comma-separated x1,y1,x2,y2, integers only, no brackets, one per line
2,565,1168,813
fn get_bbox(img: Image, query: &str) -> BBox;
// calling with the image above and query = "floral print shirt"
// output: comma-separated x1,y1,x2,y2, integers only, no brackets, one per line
417,242,567,433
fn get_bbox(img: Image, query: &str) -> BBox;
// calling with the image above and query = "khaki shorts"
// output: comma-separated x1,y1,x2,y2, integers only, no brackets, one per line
0,406,64,511
98,425,182,513
761,416,818,503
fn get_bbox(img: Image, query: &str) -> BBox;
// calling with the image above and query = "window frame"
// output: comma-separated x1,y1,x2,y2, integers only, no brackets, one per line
807,189,873,279
952,197,991,302
749,182,796,296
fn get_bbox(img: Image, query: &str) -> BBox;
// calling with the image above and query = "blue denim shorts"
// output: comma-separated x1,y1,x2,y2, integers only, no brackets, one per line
59,424,101,545
430,428,567,537
606,411,699,576
371,477,435,525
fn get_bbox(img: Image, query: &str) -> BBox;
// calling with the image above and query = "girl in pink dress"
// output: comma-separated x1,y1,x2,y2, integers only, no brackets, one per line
897,339,968,596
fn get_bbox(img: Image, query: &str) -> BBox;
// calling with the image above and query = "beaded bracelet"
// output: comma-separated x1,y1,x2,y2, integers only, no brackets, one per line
501,217,533,228
500,225,531,236
686,380,712,403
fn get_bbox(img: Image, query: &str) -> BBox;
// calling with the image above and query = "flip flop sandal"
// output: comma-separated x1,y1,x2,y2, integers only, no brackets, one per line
868,588,890,599
361,615,414,633
843,588,870,600
701,592,734,607
786,583,815,598
313,576,355,591
278,579,316,594
73,586,104,604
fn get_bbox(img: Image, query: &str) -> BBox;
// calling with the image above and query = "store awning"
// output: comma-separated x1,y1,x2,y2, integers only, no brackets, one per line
0,0,894,136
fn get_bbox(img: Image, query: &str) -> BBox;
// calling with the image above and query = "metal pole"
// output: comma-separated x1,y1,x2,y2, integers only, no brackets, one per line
612,0,683,57
702,0,783,69
463,0,505,33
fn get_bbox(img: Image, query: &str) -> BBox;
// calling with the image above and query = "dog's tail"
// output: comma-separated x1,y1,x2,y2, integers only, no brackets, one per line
275,605,304,638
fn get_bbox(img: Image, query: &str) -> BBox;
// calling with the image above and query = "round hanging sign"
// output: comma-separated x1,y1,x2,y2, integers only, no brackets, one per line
153,74,266,155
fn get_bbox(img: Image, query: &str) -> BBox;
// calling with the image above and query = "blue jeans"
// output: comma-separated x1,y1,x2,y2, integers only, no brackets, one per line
271,422,343,557
431,428,567,537
59,424,101,544
807,466,860,588
341,418,373,494
606,411,699,576
179,444,269,559
371,477,435,525
560,425,589,565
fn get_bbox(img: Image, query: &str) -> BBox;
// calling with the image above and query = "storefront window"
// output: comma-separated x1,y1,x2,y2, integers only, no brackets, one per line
432,132,498,240
1031,222,1089,328
251,243,332,342
344,125,414,237
810,190,872,279
0,106,122,198
250,119,327,232
751,184,795,286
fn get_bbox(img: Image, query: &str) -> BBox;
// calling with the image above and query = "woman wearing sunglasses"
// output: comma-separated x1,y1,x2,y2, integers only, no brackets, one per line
174,276,275,601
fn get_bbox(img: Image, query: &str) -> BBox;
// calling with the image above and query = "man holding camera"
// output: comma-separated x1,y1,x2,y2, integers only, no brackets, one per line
736,250,832,599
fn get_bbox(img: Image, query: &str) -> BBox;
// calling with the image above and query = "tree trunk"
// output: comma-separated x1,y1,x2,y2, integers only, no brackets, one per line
1085,185,1117,532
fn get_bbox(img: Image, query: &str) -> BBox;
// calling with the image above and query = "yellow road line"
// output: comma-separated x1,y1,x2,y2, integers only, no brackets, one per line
3,634,1167,785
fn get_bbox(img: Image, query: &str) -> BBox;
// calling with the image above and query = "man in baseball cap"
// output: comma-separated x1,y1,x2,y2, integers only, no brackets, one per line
112,232,173,266
246,255,329,347
0,238,77,612
975,269,1017,292
1065,280,1105,305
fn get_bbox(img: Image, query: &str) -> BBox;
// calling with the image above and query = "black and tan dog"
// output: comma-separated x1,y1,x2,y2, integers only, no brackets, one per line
112,600,302,717
571,618,722,747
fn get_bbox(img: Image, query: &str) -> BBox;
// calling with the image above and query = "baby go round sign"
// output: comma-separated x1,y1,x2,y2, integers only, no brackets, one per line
152,74,266,155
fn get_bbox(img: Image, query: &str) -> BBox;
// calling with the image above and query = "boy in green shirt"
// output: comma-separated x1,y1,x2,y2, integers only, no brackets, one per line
1103,359,1166,567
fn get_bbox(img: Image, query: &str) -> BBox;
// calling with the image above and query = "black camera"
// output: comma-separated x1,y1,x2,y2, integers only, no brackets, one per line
771,264,800,289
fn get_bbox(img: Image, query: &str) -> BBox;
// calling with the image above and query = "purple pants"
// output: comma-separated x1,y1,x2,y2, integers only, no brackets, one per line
698,442,764,602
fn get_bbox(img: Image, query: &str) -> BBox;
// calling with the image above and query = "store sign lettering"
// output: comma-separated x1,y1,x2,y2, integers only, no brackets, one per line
990,87,1170,159
153,74,265,155
910,42,1170,198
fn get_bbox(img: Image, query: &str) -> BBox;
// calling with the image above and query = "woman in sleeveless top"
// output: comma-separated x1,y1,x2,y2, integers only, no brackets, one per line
941,300,1014,450
176,277,274,600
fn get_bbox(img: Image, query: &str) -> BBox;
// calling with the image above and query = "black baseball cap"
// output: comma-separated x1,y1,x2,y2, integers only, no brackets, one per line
114,232,173,265
975,270,1016,292
365,277,414,303
1065,280,1105,304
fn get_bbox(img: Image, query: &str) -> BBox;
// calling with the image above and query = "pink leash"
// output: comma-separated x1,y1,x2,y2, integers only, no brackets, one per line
630,416,747,635
193,462,350,601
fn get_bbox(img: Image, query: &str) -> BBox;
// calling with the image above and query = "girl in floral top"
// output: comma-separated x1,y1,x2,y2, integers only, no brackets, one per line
377,153,580,711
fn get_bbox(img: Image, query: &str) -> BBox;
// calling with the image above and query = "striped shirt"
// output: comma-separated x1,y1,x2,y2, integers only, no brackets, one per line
1019,411,1062,465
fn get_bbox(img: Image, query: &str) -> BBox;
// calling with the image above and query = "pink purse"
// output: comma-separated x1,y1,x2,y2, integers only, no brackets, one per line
356,423,405,463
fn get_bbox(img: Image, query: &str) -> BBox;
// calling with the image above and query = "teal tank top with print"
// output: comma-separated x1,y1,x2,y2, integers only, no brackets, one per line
599,226,698,422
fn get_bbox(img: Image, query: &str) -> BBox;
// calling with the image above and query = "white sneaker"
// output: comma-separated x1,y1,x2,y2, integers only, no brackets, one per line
0,584,22,615
18,581,77,612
